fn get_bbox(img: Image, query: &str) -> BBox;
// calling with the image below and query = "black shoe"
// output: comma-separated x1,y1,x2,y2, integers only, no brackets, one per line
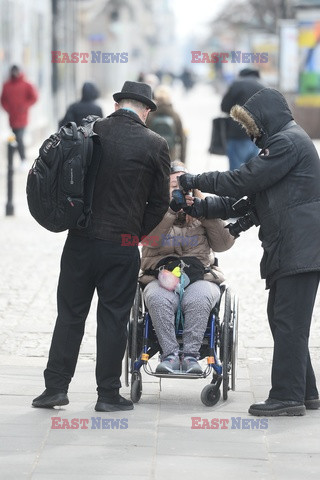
249,398,306,417
32,390,69,408
95,395,134,412
305,396,320,410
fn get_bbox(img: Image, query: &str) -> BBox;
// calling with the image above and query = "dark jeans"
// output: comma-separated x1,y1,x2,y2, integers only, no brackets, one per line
267,272,320,402
12,127,26,160
226,138,259,170
44,235,140,397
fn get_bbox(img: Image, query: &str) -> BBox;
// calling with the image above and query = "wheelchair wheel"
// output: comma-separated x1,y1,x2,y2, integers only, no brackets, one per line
222,287,232,400
231,294,239,391
201,384,221,407
124,332,130,387
131,371,142,403
130,284,142,370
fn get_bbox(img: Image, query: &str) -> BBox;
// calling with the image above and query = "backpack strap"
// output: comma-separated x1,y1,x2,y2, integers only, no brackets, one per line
77,136,102,229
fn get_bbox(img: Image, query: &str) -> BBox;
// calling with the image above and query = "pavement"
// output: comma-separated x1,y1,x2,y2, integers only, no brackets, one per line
0,83,320,480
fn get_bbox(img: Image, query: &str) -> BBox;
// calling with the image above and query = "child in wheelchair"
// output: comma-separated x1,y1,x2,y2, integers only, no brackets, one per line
139,161,235,374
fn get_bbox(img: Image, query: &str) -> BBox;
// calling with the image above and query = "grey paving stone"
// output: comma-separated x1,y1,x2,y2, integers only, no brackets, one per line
268,453,320,480
0,422,46,437
156,425,268,459
31,476,150,480
33,445,154,476
0,451,36,478
154,455,272,480
0,435,44,452
45,425,154,447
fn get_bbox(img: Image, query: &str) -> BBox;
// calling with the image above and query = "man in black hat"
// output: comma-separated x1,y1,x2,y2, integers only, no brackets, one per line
32,81,170,412
221,68,264,170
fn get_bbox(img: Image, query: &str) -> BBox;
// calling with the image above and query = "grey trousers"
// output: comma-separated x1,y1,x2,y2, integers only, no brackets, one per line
143,279,220,358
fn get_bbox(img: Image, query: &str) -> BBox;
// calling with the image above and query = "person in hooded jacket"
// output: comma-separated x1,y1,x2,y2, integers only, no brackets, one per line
178,87,320,417
1,65,38,166
59,82,103,128
221,68,264,170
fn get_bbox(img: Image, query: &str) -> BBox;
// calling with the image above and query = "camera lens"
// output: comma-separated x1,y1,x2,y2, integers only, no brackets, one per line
226,214,255,238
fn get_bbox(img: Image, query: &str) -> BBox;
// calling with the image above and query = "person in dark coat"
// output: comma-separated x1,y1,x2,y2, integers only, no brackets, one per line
1,65,38,166
32,81,170,412
179,87,320,416
59,82,103,127
147,85,186,162
221,68,264,170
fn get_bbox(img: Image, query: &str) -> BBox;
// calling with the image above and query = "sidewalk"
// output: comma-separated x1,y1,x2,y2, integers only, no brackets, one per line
0,84,320,480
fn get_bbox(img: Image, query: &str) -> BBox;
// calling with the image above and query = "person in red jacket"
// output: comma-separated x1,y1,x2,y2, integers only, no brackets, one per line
1,65,38,166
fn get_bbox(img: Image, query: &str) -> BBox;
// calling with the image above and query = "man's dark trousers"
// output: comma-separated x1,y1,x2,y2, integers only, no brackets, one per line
44,234,140,397
267,271,320,402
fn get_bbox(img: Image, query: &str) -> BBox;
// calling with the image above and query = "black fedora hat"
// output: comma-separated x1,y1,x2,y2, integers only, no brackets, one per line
113,81,157,111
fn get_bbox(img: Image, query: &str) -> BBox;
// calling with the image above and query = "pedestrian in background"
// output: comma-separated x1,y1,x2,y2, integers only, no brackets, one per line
179,87,320,417
147,85,186,162
59,82,103,128
1,65,38,168
221,68,264,170
32,81,170,413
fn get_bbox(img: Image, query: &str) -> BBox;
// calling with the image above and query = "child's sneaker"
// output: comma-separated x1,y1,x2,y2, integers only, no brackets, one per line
181,355,202,374
156,354,180,373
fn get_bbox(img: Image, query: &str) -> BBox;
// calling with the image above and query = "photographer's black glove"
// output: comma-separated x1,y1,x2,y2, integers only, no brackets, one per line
183,198,207,217
184,196,236,220
206,196,236,219
178,173,199,192
169,198,182,212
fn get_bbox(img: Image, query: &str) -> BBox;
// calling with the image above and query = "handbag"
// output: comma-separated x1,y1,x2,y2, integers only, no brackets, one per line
146,256,205,289
208,117,228,155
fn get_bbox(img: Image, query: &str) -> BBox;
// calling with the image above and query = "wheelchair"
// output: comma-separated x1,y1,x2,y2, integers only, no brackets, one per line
124,282,239,406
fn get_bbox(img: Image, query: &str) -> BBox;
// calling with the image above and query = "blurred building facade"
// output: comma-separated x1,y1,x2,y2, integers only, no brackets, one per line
0,0,52,144
204,0,320,138
0,0,176,149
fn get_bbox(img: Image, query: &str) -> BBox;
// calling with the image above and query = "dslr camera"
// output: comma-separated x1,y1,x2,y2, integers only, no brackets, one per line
226,197,259,238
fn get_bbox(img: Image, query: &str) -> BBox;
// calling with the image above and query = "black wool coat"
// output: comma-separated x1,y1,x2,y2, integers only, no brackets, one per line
196,88,320,287
83,109,171,243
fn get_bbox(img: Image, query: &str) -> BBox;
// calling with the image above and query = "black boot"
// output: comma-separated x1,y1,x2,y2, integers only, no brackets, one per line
249,398,306,416
305,395,320,410
32,390,69,408
95,395,133,412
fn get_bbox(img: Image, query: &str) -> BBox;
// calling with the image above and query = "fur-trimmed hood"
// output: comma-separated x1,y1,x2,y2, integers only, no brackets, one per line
230,88,293,148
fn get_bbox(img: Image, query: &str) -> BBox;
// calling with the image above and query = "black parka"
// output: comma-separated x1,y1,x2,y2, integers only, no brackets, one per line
59,82,103,127
195,88,320,287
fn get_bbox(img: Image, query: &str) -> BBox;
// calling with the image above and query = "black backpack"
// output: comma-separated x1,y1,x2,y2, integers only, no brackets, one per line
149,115,177,149
26,116,102,233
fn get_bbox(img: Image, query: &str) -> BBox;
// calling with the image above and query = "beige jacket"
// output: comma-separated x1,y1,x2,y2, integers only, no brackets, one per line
139,209,235,285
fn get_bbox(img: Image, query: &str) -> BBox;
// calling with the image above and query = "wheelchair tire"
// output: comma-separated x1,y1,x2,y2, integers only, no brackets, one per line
231,294,239,391
124,336,130,387
131,371,142,403
222,287,232,400
130,284,142,371
201,384,221,407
